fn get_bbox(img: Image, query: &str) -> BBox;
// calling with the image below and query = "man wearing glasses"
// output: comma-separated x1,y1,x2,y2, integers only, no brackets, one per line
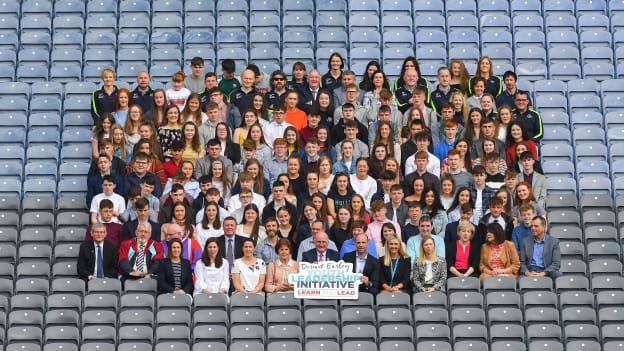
266,70,288,110
124,152,163,198
513,91,543,142
206,86,241,131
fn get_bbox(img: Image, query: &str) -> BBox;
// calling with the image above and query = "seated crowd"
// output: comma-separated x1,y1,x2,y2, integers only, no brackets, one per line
78,54,559,295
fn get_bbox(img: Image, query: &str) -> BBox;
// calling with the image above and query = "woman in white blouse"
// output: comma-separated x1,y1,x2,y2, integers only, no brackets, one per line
193,237,230,295
232,238,266,294
195,201,224,247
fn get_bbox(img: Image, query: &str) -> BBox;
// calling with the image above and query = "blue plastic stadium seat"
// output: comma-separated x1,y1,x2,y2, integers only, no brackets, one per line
316,30,348,48
414,14,446,32
512,14,543,32
448,31,479,49
119,14,150,31
317,13,347,32
20,32,52,51
216,0,247,16
514,30,546,48
580,31,613,49
283,31,315,49
152,13,183,33
380,0,411,16
55,0,86,16
349,0,379,16
481,31,513,49
481,15,511,32
282,47,314,71
350,30,381,48
349,14,380,32
447,14,479,32
381,14,413,32
415,30,447,49
413,0,444,15
118,32,149,50
383,30,414,49
446,0,477,16
282,14,313,32
544,0,575,16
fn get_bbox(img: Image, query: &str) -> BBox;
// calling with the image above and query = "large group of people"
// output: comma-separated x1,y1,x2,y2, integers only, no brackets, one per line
78,54,560,296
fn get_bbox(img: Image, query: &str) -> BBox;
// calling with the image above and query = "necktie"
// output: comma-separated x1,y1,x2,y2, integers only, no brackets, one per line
227,239,234,268
96,245,104,278
136,242,145,273
319,252,324,262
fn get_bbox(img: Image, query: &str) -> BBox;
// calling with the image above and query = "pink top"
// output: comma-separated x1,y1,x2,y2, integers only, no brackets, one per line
455,241,471,270
365,219,401,244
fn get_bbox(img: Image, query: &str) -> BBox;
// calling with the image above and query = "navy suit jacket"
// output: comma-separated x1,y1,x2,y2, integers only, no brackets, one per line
301,248,340,263
343,251,380,295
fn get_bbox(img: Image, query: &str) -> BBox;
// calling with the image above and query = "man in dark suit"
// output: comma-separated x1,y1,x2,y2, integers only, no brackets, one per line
217,217,245,267
343,233,380,295
301,231,340,263
385,184,408,226
475,197,514,243
77,223,119,283
444,203,474,246
520,216,561,278
122,198,161,242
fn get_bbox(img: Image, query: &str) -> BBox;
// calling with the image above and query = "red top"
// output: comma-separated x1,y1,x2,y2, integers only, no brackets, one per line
454,241,471,270
506,140,538,167
162,159,183,179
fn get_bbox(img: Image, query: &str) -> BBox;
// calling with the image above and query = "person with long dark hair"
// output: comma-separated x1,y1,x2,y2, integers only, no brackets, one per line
194,237,230,295
157,237,194,295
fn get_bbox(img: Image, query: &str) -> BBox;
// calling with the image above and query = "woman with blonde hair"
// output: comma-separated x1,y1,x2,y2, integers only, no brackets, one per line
91,68,118,123
110,124,131,162
446,220,480,278
450,90,469,127
379,233,411,293
412,235,447,292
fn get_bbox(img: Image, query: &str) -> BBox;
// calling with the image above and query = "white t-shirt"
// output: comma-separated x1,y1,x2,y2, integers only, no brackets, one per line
166,87,191,110
232,258,266,292
349,174,378,209
90,193,126,223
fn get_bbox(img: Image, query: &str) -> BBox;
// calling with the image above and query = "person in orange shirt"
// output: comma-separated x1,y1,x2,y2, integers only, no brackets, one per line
284,90,307,132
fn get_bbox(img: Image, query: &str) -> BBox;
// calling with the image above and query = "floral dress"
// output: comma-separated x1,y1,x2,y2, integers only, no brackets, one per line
158,127,182,161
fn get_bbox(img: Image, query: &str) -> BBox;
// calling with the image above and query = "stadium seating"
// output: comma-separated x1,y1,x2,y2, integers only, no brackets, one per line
0,0,623,350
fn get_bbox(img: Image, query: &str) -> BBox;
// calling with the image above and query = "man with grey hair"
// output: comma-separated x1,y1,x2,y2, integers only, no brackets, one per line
301,230,340,263
297,69,322,112
78,223,119,283
119,221,164,281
